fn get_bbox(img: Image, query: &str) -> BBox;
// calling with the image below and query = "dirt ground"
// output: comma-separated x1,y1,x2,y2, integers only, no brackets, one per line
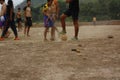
0,25,120,80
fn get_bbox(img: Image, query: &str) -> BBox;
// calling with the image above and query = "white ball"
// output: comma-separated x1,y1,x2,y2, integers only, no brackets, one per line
61,34,67,41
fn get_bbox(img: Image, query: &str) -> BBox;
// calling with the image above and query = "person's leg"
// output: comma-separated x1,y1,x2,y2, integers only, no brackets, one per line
27,26,30,37
24,26,27,35
51,27,55,41
27,18,32,37
24,18,27,36
60,14,67,33
73,19,79,39
0,24,9,39
18,21,21,31
18,19,22,32
55,27,59,33
44,27,49,41
0,22,3,31
60,9,71,34
53,14,59,33
19,21,22,30
10,21,19,39
71,10,79,40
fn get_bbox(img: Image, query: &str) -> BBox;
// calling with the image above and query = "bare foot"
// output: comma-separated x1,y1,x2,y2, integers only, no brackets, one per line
50,38,55,41
44,39,48,42
27,35,30,37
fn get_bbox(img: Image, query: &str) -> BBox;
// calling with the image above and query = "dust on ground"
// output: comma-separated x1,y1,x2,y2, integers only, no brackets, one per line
0,25,120,80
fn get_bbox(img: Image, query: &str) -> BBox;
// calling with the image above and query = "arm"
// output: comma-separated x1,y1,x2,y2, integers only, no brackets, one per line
16,12,18,19
1,4,6,16
55,0,59,18
30,8,32,19
23,7,26,21
10,8,13,21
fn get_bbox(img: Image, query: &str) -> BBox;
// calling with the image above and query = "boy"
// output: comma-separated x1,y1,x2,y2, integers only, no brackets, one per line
60,0,79,40
43,0,55,41
93,16,96,26
0,0,11,39
23,0,32,37
16,7,22,32
0,0,6,31
0,0,19,41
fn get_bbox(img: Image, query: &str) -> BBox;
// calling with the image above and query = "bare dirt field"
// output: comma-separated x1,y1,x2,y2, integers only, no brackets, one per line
0,25,120,80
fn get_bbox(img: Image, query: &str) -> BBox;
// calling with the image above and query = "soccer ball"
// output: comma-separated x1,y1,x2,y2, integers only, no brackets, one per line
61,34,67,41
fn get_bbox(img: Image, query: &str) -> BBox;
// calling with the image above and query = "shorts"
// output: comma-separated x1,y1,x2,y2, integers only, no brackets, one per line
64,9,79,20
16,18,22,23
44,15,54,27
25,17,32,27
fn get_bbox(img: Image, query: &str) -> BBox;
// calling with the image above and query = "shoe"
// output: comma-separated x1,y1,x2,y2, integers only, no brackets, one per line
14,37,20,40
59,30,66,35
0,37,4,41
71,37,78,41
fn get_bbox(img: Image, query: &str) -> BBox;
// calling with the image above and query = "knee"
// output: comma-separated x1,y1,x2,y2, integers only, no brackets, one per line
73,20,79,27
73,20,78,25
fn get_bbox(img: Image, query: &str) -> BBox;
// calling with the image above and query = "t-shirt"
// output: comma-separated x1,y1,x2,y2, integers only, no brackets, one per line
69,0,79,12
6,5,15,19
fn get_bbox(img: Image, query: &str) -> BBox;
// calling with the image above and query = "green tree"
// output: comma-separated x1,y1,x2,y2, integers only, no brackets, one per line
109,0,120,19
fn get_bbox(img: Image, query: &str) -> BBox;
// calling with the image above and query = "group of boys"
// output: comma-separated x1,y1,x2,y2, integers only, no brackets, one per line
42,0,59,41
0,0,32,41
43,0,79,41
0,0,79,41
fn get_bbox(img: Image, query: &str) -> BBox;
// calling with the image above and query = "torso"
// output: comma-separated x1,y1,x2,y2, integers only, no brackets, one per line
51,0,57,13
17,11,21,18
6,5,15,19
25,6,32,17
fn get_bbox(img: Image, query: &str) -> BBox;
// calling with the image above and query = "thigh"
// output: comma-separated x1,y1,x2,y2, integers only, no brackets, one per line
63,9,71,17
28,18,32,27
71,11,79,20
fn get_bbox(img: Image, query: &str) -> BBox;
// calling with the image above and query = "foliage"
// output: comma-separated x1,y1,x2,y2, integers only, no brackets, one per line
16,0,120,22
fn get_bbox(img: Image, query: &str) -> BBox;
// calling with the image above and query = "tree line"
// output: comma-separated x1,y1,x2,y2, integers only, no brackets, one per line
29,0,120,22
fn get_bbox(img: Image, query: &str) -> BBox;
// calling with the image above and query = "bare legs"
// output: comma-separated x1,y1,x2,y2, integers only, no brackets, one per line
24,26,30,37
60,13,79,39
44,27,55,41
60,14,67,33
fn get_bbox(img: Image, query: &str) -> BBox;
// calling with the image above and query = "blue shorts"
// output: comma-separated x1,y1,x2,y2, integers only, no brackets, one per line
44,15,54,27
